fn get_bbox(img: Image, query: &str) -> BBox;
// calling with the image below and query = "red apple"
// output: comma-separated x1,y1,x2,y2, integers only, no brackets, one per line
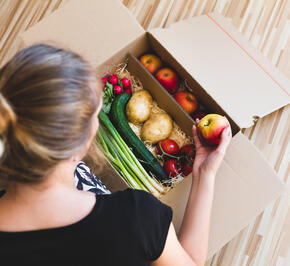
174,91,198,114
191,110,207,120
139,54,162,74
155,68,179,94
197,114,230,146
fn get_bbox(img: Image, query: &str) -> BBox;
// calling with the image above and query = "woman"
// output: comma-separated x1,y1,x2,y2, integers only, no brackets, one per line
0,44,231,266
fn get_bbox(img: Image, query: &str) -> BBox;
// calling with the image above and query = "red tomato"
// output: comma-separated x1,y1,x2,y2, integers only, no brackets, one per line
163,159,180,177
181,160,193,176
155,139,179,157
179,144,195,176
179,144,195,161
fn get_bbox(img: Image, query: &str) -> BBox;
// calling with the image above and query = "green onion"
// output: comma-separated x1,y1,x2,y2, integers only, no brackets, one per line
97,111,166,197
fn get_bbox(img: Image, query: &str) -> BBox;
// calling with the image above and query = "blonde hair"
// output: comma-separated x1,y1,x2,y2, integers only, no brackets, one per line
0,44,101,187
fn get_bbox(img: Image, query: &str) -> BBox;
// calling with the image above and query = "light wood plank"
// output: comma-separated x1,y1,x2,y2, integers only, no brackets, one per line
0,0,289,265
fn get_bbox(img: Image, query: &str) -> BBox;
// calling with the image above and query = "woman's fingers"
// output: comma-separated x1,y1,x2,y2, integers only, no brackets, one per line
192,119,202,149
216,125,232,155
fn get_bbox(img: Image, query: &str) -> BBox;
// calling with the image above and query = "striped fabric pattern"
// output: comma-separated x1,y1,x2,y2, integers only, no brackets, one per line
74,161,110,195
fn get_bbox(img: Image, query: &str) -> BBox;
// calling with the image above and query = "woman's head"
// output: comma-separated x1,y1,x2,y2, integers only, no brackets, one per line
0,44,101,187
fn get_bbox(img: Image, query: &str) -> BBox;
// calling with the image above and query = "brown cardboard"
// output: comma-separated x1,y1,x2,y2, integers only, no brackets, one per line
21,0,144,68
127,53,194,137
127,52,286,258
160,132,285,258
144,33,241,135
149,13,290,129
20,0,287,260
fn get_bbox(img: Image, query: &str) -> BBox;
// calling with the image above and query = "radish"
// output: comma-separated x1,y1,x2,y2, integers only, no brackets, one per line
109,75,118,85
121,78,131,89
124,88,132,94
102,76,108,84
113,85,123,95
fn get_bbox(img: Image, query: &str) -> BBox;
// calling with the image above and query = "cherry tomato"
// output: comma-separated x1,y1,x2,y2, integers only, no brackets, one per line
181,160,193,176
179,144,195,161
156,139,179,157
163,159,180,177
179,144,195,176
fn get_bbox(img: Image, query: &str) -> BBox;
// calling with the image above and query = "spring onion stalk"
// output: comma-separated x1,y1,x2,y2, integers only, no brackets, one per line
98,127,159,197
99,112,164,194
104,116,165,194
97,128,144,190
107,134,160,196
98,111,165,196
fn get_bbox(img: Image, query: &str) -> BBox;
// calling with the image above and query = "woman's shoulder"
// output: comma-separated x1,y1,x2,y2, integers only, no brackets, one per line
101,188,165,210
104,189,172,261
96,188,171,223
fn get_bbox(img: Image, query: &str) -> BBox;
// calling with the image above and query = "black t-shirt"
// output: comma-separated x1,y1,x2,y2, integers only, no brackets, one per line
0,189,172,266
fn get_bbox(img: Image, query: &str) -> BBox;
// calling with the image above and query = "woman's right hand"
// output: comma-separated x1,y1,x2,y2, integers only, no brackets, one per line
192,118,232,178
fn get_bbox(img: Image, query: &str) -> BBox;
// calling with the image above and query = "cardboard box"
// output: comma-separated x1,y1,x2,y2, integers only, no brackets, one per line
20,0,289,259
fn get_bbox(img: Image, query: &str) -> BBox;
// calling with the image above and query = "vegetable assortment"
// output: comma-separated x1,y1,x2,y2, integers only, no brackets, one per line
98,111,165,197
102,74,132,114
97,69,195,197
156,140,195,177
110,93,170,184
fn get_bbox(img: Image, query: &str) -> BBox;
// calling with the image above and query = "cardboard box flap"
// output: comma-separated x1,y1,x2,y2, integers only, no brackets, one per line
161,132,285,258
21,0,144,68
149,13,290,129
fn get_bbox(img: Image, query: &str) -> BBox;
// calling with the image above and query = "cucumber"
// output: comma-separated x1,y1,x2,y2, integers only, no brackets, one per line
110,93,170,184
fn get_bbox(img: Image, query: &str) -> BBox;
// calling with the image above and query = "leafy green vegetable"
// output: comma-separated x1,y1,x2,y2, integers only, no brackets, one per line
97,111,166,197
102,82,115,113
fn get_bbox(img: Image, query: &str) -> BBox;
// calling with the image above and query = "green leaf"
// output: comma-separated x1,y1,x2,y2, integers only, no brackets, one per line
106,82,113,90
118,79,123,89
102,102,112,113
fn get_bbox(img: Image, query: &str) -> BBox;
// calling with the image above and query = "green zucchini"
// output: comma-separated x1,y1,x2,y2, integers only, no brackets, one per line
110,93,170,184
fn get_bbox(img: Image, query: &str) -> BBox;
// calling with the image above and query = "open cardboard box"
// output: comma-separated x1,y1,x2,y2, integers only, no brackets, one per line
20,0,289,259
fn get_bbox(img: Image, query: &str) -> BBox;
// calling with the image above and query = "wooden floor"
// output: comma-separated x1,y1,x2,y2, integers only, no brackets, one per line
0,0,289,265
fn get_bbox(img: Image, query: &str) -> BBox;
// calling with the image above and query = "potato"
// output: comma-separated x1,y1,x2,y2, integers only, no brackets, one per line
126,90,153,125
141,113,173,144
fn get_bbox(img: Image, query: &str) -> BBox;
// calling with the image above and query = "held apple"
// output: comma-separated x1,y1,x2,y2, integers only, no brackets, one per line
139,54,162,74
155,68,179,94
197,114,230,145
174,91,198,114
